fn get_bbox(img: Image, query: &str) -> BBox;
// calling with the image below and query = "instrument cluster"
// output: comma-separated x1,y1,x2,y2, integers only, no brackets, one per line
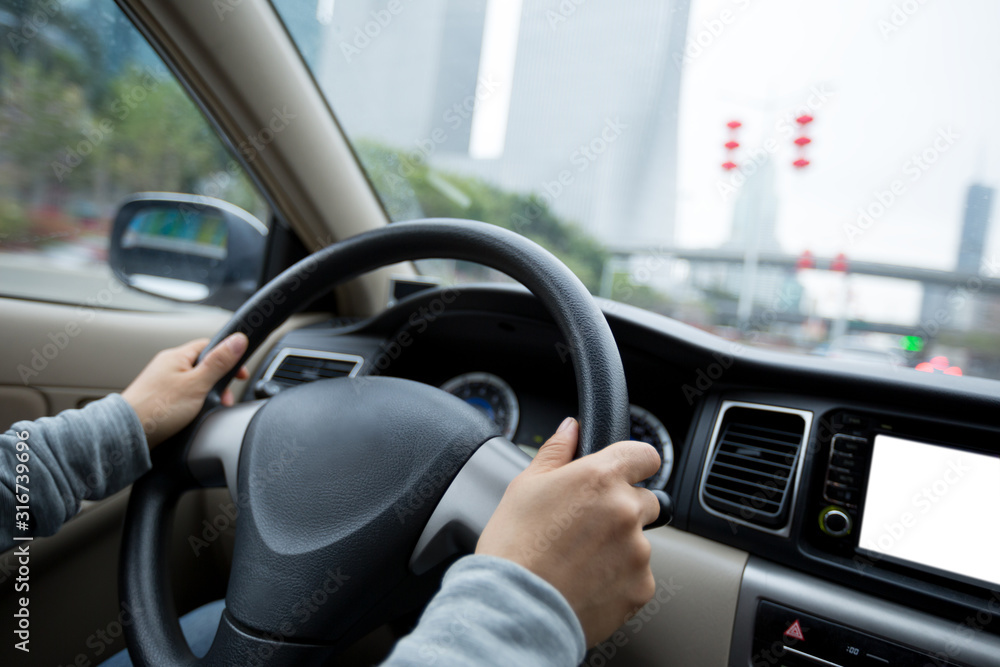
440,371,674,490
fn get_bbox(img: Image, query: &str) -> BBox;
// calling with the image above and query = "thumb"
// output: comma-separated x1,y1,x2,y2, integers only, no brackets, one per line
195,333,249,389
530,417,579,473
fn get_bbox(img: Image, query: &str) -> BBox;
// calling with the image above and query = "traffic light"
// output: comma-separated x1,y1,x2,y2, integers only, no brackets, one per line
899,336,924,353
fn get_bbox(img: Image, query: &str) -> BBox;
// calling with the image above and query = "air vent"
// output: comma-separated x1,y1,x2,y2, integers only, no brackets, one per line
701,403,810,533
263,349,363,388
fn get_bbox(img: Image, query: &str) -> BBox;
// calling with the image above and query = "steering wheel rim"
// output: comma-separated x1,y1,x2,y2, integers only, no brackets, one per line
119,219,629,666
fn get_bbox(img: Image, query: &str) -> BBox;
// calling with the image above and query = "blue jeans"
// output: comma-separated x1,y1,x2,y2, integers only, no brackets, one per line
101,599,225,666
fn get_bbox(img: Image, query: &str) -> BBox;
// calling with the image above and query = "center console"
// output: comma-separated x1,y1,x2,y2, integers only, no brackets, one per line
686,396,1000,667
730,558,999,667
804,409,1000,593
753,600,965,666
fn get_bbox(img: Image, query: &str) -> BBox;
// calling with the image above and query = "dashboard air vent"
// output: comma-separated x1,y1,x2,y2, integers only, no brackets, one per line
264,349,363,388
701,404,809,531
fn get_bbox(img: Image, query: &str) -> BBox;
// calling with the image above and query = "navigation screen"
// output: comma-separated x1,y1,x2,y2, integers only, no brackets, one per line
859,434,1000,587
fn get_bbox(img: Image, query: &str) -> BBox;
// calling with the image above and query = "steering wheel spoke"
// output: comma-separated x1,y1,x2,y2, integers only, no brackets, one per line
410,437,530,575
186,400,264,497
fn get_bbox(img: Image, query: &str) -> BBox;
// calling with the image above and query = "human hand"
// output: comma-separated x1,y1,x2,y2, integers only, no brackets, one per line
121,334,250,448
475,417,661,647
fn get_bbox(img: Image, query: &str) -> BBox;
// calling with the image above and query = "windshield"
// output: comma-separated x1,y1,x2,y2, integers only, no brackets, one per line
273,0,1000,382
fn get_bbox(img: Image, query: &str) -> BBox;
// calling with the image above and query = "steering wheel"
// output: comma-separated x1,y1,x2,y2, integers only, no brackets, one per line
119,219,634,666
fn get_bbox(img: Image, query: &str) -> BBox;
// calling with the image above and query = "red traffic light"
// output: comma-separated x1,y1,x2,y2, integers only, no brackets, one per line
793,158,811,168
724,140,740,150
794,136,812,146
796,114,814,125
726,120,742,129
722,161,738,170
830,252,848,272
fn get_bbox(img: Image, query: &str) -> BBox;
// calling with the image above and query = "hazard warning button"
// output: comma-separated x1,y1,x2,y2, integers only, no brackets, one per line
754,602,967,667
784,619,805,641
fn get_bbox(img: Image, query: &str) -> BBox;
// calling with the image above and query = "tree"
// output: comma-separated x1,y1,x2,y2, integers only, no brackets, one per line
356,140,611,293
0,7,265,246
104,67,230,197
354,139,672,314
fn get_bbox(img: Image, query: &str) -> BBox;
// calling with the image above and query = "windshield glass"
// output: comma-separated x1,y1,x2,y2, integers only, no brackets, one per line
273,0,1000,382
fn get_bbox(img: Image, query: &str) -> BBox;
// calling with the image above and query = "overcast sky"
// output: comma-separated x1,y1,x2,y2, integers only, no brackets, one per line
674,0,1000,321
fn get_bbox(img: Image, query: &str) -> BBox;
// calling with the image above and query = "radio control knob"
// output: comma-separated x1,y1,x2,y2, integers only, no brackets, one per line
819,506,852,537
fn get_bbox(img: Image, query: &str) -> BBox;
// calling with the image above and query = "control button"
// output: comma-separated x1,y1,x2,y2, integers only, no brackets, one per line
825,484,860,506
832,435,863,453
784,619,806,641
830,470,857,486
254,379,283,399
754,601,966,667
830,451,857,470
819,506,853,537
841,414,864,427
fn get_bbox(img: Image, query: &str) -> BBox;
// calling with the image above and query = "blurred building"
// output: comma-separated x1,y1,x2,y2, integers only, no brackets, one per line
957,184,994,273
690,157,802,325
308,0,690,246
722,157,782,255
920,183,996,330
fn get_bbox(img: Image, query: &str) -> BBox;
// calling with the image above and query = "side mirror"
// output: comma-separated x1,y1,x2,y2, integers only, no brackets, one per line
109,193,267,309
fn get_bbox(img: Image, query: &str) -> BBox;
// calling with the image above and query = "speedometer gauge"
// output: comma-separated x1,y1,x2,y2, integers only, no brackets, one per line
440,372,520,441
629,404,674,490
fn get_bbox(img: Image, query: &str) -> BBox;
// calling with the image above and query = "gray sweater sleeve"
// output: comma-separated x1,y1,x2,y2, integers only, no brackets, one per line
381,554,586,666
1,394,150,551
1,401,585,665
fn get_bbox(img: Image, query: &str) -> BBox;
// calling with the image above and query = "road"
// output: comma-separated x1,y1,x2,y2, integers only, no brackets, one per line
0,252,214,312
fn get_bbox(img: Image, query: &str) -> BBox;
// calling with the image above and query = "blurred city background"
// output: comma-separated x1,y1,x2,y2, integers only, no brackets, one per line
3,0,999,380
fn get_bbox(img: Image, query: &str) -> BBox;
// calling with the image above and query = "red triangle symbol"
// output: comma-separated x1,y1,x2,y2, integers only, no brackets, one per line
784,619,805,641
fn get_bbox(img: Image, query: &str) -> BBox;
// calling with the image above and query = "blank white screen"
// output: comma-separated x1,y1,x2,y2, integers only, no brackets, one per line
859,434,1000,587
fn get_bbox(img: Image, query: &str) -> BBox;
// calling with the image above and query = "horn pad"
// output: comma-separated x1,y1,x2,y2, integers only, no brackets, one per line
224,376,499,642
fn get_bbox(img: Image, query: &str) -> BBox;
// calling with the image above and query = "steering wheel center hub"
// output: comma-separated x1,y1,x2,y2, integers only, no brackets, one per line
226,376,498,642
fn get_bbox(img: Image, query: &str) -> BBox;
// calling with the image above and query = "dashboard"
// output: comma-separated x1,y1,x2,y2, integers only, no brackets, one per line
243,284,1000,666
437,370,674,489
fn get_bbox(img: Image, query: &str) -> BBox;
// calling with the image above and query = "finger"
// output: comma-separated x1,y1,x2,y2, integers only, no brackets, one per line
632,487,661,527
173,338,211,366
598,440,662,485
194,333,249,389
235,365,250,380
530,417,578,472
221,389,235,407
